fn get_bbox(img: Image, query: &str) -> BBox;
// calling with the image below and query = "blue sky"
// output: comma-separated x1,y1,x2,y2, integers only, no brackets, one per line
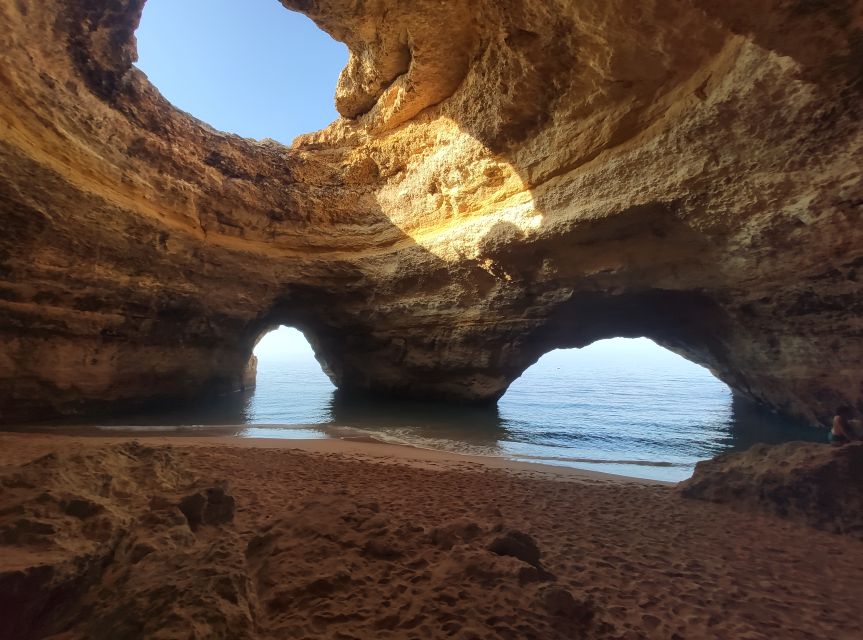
135,0,347,144
256,327,316,358
253,327,685,371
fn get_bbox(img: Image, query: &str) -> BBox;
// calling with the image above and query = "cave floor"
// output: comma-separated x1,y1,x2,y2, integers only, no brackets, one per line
1,433,861,639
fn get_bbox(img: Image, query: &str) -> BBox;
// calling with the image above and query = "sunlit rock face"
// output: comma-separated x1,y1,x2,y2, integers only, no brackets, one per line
0,0,861,424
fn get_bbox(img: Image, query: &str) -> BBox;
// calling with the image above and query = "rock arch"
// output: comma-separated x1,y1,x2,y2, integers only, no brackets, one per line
0,0,861,425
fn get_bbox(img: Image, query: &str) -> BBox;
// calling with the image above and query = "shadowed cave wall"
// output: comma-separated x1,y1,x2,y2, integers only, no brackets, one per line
0,0,861,426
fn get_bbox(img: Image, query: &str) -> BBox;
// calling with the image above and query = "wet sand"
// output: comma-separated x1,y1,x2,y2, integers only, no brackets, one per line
1,432,862,639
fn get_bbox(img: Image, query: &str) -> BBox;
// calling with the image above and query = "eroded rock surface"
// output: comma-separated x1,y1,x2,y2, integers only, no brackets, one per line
0,0,861,424
0,443,249,639
0,442,590,639
680,441,863,538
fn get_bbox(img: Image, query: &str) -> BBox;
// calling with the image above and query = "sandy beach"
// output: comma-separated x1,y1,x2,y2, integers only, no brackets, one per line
1,432,862,639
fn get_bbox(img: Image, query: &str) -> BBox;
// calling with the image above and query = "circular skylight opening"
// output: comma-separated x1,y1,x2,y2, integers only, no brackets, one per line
135,0,348,144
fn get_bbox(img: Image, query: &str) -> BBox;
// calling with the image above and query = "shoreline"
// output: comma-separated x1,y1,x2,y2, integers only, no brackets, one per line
0,430,669,486
0,422,690,484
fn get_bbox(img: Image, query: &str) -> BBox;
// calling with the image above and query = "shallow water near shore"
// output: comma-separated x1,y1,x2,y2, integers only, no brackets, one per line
29,338,824,482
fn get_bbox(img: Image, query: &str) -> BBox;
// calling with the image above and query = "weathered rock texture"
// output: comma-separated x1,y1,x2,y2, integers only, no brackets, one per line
680,441,863,538
0,0,861,424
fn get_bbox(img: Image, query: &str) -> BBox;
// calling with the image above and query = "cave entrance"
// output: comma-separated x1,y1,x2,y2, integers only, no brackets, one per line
134,0,348,144
496,338,820,481
248,326,336,422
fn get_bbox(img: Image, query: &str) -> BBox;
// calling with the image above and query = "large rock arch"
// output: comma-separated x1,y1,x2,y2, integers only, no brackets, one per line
0,0,860,425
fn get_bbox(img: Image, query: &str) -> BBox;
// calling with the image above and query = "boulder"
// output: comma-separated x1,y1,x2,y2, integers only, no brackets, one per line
680,442,863,538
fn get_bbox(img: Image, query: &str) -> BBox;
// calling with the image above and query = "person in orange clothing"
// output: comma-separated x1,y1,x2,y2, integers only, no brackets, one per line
829,406,855,445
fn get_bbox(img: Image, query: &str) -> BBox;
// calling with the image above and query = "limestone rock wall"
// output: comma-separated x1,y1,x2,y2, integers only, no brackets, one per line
0,0,861,425
681,442,863,538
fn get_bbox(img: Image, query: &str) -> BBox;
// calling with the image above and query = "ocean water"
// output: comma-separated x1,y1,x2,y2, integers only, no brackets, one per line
67,336,823,482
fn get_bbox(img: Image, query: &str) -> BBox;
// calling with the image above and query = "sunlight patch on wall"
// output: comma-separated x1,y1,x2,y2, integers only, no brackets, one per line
372,116,540,269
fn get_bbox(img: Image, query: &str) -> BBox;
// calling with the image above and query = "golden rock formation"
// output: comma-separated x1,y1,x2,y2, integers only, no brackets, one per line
0,0,861,424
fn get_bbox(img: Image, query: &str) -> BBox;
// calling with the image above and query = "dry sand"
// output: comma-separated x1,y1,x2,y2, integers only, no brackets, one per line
1,432,862,639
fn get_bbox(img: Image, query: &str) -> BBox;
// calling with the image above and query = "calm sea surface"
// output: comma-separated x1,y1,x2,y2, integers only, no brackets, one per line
53,337,823,482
